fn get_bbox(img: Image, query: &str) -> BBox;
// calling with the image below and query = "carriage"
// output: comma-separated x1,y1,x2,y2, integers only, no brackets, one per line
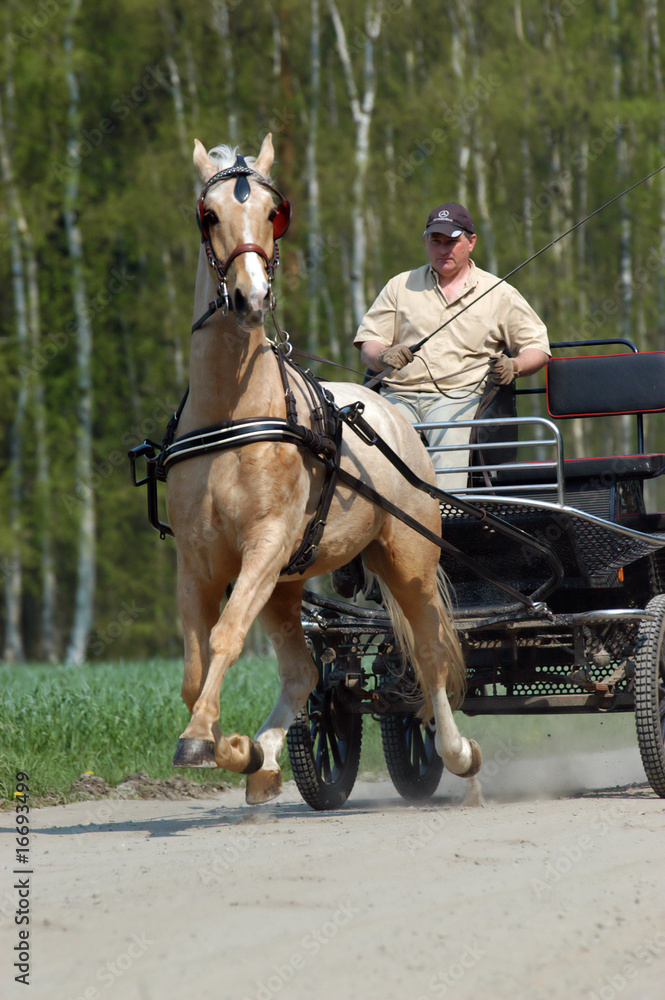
285,340,665,808
129,134,665,812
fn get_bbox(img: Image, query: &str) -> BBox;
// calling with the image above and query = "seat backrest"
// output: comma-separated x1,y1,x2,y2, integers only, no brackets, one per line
546,351,665,418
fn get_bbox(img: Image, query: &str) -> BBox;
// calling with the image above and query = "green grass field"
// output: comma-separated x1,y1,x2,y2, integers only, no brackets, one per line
0,658,639,806
0,658,384,804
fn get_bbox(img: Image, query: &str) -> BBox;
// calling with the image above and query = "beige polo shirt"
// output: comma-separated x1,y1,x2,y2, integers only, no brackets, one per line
354,261,549,392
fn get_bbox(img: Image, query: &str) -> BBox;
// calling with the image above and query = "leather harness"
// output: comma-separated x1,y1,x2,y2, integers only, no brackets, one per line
128,157,562,606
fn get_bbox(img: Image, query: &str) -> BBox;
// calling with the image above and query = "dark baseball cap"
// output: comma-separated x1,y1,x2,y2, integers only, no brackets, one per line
424,202,475,238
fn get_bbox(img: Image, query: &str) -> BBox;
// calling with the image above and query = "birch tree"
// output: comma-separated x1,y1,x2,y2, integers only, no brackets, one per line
0,92,27,662
63,0,96,664
327,0,382,328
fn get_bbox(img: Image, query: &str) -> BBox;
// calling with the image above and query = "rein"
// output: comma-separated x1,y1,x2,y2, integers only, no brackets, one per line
128,349,562,607
129,148,570,600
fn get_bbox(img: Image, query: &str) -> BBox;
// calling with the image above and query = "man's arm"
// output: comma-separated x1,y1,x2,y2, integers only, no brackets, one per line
358,339,394,372
513,348,550,377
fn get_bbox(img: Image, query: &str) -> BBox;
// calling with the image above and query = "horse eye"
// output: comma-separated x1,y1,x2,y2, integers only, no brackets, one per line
204,210,219,226
268,208,277,222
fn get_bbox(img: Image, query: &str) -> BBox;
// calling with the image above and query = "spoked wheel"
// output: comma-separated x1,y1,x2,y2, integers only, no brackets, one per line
286,669,362,811
380,712,443,801
634,594,665,797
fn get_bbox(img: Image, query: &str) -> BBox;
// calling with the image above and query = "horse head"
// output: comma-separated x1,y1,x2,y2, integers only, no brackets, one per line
193,133,290,331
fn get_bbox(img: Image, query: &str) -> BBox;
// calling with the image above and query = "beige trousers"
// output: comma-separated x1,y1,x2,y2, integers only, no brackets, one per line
380,386,485,489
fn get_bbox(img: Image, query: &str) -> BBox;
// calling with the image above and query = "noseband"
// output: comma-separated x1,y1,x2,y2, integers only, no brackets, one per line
193,154,292,330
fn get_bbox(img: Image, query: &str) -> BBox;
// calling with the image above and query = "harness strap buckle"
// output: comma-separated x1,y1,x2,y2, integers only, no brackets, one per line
339,402,378,445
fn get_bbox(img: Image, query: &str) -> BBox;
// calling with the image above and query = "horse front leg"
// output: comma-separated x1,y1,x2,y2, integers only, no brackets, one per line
174,549,285,774
174,575,223,769
244,582,318,804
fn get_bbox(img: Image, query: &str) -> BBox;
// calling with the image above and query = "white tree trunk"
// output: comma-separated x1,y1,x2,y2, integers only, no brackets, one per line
63,0,96,664
306,0,322,353
327,0,381,328
646,0,665,346
0,91,27,662
211,0,239,145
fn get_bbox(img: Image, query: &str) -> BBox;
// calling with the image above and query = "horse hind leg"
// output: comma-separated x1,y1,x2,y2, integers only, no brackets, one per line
369,548,482,780
245,583,318,804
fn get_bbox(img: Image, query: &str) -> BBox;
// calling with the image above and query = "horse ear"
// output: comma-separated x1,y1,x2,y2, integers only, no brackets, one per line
254,133,275,177
193,139,218,183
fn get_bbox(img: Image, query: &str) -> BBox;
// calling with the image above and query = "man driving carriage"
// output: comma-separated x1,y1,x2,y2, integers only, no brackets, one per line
332,202,550,600
355,201,551,488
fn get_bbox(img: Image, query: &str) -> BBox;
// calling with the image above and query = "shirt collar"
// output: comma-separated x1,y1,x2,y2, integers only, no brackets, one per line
427,259,479,297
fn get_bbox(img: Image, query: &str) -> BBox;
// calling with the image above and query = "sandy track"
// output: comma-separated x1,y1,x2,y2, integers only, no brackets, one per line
1,749,664,1000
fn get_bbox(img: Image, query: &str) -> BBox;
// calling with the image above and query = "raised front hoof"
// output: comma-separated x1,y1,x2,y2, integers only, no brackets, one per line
172,737,217,769
460,738,482,778
245,768,283,805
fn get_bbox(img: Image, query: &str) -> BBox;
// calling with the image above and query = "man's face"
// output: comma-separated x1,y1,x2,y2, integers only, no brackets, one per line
426,231,476,280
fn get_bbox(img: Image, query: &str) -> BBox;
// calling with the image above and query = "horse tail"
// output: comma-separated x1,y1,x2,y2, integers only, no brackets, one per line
377,564,466,721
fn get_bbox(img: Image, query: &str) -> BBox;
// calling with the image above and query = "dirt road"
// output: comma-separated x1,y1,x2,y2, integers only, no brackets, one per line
2,746,664,1000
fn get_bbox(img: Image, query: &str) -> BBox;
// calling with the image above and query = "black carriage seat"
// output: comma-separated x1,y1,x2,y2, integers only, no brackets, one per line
495,350,665,485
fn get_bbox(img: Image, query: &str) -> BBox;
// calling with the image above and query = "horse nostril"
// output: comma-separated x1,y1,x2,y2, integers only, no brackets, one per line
233,288,247,314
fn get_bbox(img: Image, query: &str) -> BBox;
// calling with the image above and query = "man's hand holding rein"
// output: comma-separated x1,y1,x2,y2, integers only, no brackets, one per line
378,344,415,370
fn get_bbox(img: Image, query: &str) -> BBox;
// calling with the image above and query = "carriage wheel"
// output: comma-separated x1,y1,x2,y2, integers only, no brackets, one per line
286,674,362,811
634,594,665,798
380,712,443,801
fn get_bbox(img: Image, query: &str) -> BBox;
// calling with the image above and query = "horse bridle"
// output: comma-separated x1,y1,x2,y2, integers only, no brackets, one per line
194,154,292,326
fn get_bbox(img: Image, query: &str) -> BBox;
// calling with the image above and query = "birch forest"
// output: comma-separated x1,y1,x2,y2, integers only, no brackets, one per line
2,0,665,662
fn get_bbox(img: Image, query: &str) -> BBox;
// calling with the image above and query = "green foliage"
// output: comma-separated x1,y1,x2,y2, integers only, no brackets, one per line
3,1,665,658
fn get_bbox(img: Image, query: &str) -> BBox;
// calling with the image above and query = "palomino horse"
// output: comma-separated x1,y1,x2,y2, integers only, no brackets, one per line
166,133,481,803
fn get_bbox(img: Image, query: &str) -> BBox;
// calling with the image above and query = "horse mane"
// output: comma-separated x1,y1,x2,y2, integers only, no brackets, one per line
208,144,270,181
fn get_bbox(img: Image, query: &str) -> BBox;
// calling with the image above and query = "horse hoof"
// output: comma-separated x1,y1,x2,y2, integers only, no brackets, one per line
245,769,283,805
172,737,217,768
223,734,265,774
241,739,265,775
460,738,482,778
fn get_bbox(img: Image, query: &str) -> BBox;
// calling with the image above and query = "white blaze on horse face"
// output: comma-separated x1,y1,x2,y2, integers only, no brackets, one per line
240,206,270,317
